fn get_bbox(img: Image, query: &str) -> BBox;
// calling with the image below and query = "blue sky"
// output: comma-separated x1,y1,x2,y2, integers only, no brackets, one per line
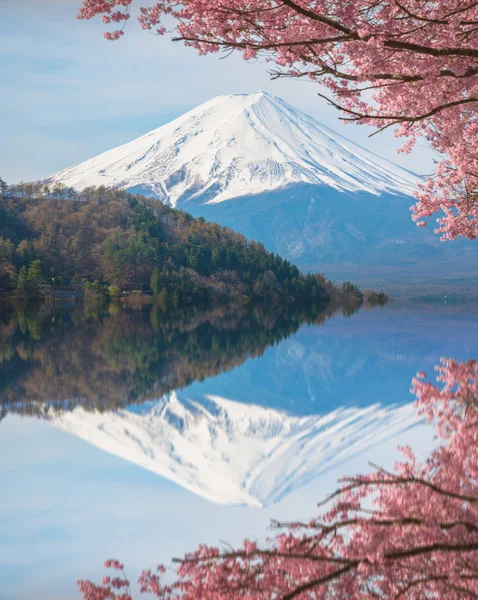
1,0,435,183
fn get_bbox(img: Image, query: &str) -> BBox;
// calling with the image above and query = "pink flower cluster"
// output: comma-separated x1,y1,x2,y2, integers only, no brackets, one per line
78,0,132,39
78,559,132,600
78,357,478,599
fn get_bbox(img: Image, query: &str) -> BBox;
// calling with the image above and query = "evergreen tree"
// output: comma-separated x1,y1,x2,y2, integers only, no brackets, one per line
16,266,28,297
27,259,44,296
0,178,7,198
150,268,161,296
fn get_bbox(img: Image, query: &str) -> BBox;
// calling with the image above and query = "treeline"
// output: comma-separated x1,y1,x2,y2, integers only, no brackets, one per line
0,181,351,305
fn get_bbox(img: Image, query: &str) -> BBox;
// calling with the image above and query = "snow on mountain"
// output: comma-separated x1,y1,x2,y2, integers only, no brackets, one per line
47,392,421,507
47,92,417,205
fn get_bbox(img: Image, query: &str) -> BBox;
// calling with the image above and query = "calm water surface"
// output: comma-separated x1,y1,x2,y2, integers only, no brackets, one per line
1,301,477,599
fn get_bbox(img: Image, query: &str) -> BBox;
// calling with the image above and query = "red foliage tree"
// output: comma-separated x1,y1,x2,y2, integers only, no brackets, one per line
78,357,478,599
77,0,478,241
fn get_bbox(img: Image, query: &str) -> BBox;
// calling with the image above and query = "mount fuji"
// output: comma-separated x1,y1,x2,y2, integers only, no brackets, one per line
47,92,478,290
47,391,422,507
48,92,417,203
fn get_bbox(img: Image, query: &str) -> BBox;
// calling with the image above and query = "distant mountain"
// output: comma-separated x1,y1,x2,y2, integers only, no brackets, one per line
47,391,420,507
47,92,478,288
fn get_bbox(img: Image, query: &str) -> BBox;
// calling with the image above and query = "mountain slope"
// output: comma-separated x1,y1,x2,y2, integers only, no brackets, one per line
48,92,417,205
47,392,421,507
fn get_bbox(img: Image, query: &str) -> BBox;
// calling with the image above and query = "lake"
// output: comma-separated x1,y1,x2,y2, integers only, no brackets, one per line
1,300,477,599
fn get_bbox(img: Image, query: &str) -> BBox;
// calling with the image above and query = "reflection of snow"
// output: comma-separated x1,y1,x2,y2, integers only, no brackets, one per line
49,392,421,508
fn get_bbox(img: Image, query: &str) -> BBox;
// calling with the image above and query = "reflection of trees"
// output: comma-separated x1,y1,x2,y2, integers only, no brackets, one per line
0,301,347,418
79,357,478,600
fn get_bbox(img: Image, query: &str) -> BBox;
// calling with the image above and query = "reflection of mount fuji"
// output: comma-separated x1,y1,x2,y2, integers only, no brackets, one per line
48,392,419,507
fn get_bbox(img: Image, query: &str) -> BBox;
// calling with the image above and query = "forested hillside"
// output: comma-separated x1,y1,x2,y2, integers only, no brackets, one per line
0,185,348,305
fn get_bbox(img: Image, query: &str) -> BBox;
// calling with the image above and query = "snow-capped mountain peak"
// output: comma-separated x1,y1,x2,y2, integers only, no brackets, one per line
47,92,417,206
